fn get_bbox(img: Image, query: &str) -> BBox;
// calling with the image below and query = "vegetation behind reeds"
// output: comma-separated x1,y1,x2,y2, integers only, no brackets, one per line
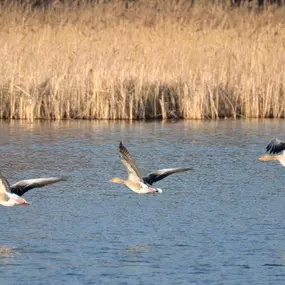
1,1,285,120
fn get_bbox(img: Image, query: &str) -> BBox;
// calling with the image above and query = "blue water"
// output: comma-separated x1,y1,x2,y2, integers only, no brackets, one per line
1,120,285,284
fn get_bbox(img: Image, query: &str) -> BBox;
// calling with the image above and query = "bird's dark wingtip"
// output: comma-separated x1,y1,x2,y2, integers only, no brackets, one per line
119,141,129,154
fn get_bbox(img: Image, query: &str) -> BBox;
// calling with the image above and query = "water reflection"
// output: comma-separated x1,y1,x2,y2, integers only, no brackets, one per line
0,245,19,260
125,244,152,253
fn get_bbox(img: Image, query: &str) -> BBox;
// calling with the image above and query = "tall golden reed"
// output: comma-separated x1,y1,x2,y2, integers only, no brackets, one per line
0,0,285,120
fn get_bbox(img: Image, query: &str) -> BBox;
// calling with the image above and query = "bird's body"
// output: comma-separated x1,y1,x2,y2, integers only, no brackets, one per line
109,142,192,194
0,174,67,206
110,177,160,194
259,138,285,166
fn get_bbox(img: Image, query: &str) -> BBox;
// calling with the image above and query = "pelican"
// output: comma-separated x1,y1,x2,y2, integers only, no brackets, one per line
0,174,67,206
259,138,285,166
109,142,193,194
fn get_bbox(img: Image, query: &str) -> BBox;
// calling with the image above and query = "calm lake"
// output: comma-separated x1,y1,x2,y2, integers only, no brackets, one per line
1,119,285,284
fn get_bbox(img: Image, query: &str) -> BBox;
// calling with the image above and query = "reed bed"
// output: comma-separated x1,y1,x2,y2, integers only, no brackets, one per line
0,1,285,120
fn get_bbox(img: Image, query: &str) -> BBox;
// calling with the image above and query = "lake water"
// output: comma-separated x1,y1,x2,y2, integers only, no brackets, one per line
1,119,285,284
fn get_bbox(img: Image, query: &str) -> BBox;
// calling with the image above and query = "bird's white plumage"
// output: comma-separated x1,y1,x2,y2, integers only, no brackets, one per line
0,179,8,194
121,160,142,183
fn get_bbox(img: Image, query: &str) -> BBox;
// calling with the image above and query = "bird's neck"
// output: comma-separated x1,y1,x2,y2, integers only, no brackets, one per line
259,154,281,161
111,177,127,185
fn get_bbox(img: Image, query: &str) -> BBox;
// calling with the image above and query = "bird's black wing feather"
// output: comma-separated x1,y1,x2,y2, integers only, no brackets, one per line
11,176,67,196
266,138,285,154
143,167,193,185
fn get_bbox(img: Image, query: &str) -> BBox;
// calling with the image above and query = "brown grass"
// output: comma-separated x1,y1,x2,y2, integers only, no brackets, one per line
0,1,285,120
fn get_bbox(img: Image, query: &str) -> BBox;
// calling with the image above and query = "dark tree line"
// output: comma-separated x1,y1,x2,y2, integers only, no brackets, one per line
231,0,285,6
1,0,285,9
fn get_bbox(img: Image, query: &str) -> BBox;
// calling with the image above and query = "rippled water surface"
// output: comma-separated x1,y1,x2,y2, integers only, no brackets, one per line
1,120,285,284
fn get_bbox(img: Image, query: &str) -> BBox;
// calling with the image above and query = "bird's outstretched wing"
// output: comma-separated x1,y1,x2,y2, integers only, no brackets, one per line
119,142,142,183
11,176,68,196
266,138,285,154
0,174,11,202
143,167,193,185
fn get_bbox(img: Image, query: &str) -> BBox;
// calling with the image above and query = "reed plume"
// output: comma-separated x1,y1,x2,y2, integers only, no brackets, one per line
0,1,285,120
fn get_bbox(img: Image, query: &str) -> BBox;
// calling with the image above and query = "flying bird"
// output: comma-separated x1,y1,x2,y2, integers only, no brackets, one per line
259,138,285,166
0,174,67,206
109,142,192,194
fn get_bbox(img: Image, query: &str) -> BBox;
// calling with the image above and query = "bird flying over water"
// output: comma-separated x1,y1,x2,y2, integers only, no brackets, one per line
109,142,193,194
259,138,285,167
0,174,67,206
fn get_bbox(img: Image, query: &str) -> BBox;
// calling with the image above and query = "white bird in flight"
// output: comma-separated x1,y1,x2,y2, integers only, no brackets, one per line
0,174,67,206
109,142,193,194
259,138,285,166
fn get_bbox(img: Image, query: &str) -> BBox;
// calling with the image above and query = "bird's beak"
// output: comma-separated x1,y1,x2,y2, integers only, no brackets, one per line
22,202,30,206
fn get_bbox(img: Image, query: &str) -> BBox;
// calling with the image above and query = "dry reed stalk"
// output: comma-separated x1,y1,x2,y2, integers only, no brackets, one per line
0,1,285,120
